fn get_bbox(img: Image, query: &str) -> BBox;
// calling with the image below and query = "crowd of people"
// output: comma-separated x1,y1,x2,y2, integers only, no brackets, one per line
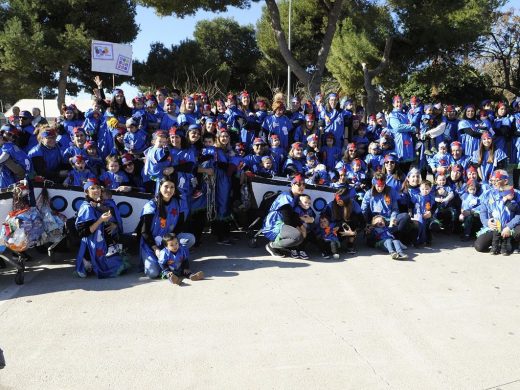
2,78,520,281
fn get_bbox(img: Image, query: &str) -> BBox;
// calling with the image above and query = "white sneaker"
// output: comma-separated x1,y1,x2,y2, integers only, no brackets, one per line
298,250,309,260
290,250,300,259
83,259,93,273
332,253,340,259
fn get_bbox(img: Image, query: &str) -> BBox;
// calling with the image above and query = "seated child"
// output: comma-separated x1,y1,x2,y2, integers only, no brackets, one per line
371,215,408,260
315,214,340,259
158,233,204,285
63,155,95,186
459,179,481,241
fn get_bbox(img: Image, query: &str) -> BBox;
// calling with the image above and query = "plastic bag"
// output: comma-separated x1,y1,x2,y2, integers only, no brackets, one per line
39,205,65,243
7,227,28,252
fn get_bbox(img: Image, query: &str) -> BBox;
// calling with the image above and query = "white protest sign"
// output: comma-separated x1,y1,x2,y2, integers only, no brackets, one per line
91,40,133,76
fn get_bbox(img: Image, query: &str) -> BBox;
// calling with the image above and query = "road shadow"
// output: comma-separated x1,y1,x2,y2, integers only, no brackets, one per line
193,256,309,278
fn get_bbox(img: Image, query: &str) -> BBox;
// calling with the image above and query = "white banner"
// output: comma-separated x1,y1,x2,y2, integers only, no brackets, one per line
91,40,133,76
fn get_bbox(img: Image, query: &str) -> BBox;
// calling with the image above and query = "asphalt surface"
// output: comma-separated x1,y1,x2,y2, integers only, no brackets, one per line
1,234,520,390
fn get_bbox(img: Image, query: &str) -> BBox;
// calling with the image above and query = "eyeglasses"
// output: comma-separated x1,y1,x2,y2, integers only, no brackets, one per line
293,182,305,187
384,161,395,164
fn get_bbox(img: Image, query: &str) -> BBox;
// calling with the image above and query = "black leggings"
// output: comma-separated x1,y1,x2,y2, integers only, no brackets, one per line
474,224,520,252
187,209,207,245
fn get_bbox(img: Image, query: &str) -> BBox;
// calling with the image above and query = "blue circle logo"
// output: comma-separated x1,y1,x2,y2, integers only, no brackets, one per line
313,197,327,212
72,197,84,212
50,196,68,212
117,202,133,218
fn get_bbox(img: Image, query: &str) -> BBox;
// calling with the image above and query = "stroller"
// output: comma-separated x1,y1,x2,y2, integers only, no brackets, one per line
245,190,281,248
0,182,66,285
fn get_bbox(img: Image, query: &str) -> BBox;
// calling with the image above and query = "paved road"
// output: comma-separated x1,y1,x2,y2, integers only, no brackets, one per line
1,234,520,390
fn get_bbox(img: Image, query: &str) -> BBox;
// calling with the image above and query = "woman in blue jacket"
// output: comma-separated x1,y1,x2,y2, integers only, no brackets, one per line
458,104,482,158
75,179,127,278
319,93,345,147
362,172,417,245
387,95,416,172
321,188,364,254
139,178,195,279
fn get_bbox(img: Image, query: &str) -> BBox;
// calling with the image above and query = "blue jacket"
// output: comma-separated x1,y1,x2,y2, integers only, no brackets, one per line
263,191,298,241
387,109,415,162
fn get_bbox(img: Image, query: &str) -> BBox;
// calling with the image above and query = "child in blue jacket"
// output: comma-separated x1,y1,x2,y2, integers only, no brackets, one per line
459,179,481,241
159,233,204,285
371,215,408,260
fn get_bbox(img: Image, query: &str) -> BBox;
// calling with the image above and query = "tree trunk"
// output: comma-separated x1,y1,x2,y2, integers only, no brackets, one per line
361,37,393,115
57,62,70,111
265,0,345,96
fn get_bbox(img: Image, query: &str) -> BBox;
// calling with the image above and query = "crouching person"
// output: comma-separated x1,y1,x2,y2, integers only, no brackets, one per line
264,174,309,258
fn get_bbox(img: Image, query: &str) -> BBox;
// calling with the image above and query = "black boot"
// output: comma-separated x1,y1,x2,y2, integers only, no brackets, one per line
491,232,501,255
501,236,512,256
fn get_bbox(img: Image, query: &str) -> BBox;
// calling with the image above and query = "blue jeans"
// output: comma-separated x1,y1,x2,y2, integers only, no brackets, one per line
383,239,404,254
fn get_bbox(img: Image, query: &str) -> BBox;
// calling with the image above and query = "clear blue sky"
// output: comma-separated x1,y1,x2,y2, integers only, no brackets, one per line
77,0,520,100
77,2,264,100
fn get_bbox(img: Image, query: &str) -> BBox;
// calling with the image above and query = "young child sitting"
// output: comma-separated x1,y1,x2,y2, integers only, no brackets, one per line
158,233,204,285
459,179,481,241
63,155,95,186
413,180,441,245
371,215,408,260
315,214,340,259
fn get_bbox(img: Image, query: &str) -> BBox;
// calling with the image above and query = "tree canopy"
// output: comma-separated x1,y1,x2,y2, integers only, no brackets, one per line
136,0,261,17
133,18,262,95
0,0,138,108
